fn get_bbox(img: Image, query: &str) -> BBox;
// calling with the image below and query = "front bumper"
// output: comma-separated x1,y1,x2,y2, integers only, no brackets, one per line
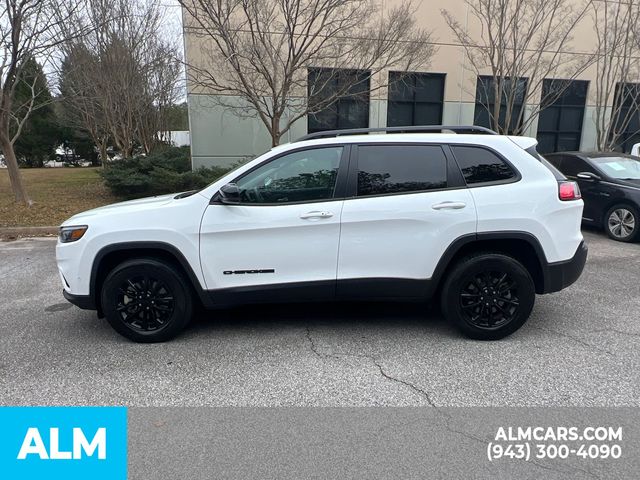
542,241,588,294
62,289,96,310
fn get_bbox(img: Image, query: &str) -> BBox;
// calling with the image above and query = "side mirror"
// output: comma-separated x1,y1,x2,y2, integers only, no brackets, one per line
631,143,640,157
576,172,600,182
218,183,241,204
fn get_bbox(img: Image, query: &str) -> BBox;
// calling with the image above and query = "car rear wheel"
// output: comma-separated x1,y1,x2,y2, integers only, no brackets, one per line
441,253,535,340
605,205,639,242
101,258,193,342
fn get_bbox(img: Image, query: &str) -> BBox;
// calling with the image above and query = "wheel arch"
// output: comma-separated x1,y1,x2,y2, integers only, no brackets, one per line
90,242,210,315
432,232,548,295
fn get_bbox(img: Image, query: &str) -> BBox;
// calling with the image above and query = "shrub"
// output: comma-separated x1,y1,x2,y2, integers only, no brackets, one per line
100,146,236,199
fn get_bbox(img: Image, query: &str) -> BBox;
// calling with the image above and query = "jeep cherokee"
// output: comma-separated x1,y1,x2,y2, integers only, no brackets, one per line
56,126,587,342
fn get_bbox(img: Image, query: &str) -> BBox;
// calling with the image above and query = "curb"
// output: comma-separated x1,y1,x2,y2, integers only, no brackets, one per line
0,226,58,241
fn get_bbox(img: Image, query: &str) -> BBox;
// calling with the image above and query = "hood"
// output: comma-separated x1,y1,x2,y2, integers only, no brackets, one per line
61,192,180,225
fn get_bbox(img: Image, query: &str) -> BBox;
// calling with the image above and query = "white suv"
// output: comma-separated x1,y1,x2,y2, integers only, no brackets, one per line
56,126,587,342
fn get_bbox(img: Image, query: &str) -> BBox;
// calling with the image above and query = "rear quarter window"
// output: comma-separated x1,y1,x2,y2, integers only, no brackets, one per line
450,146,517,185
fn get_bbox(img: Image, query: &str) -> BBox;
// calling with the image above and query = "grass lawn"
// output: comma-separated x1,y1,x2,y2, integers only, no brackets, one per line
0,167,117,227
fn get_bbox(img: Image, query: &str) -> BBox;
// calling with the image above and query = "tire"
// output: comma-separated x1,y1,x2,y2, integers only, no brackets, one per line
604,204,640,242
441,253,535,340
101,258,193,342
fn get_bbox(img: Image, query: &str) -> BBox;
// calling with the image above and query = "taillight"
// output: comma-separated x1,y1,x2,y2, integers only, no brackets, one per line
558,181,581,201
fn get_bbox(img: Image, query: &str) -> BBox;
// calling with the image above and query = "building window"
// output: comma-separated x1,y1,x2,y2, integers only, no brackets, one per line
474,76,528,134
386,72,445,126
307,68,370,134
537,79,588,154
611,83,640,153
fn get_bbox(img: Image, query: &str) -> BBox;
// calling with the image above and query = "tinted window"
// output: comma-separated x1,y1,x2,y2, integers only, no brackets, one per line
357,145,447,196
545,154,563,169
451,146,516,184
235,147,342,204
561,156,595,177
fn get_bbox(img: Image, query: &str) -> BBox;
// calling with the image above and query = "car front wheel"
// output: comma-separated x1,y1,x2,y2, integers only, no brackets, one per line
101,258,193,342
605,205,639,242
441,253,535,340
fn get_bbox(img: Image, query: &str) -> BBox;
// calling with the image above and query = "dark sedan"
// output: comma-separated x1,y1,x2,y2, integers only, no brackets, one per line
545,152,640,242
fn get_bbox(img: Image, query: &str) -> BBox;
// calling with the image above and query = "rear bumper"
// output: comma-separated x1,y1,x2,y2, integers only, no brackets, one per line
542,241,588,294
63,289,96,310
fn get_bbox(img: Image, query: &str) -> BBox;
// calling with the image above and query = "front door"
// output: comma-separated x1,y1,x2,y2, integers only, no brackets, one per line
200,145,348,301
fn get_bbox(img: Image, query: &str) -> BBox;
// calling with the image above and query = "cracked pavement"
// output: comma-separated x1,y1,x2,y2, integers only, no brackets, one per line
1,229,639,407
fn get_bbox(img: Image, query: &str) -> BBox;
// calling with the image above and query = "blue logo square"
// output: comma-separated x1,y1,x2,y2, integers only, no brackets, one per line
0,407,127,480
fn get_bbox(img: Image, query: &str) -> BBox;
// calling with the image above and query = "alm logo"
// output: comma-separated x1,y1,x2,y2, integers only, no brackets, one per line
0,407,126,480
17,427,107,460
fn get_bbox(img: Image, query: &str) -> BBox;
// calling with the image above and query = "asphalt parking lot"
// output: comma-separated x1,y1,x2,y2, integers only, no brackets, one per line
1,230,639,407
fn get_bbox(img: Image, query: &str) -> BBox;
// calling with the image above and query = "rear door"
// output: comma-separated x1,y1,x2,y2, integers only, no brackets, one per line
336,143,477,297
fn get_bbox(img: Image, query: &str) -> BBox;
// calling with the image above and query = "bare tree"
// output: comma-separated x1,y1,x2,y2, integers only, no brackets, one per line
0,0,85,205
134,34,183,154
591,0,640,151
60,0,182,159
180,0,434,146
59,45,111,163
443,0,593,135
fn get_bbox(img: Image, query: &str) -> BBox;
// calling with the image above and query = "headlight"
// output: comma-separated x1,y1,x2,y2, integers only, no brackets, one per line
59,225,88,243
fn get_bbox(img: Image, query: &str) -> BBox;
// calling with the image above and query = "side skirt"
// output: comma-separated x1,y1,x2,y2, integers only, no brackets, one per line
206,278,434,307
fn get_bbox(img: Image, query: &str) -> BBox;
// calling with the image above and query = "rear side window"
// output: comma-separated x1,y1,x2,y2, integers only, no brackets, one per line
356,145,447,196
451,146,516,184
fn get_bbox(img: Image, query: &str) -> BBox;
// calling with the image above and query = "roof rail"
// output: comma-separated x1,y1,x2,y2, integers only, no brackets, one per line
295,125,498,142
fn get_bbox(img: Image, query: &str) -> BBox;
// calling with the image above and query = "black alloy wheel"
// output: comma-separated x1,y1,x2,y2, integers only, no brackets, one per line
459,271,519,329
441,253,535,340
101,258,193,342
115,275,175,332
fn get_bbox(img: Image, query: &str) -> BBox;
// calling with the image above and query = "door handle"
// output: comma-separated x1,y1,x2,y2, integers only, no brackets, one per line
432,201,467,210
299,211,334,219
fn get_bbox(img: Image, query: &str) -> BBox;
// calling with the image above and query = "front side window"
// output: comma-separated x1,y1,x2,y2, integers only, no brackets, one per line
235,147,342,204
356,145,447,196
451,146,517,185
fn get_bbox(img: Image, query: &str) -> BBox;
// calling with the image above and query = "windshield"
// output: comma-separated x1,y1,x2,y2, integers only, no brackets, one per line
591,156,640,180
